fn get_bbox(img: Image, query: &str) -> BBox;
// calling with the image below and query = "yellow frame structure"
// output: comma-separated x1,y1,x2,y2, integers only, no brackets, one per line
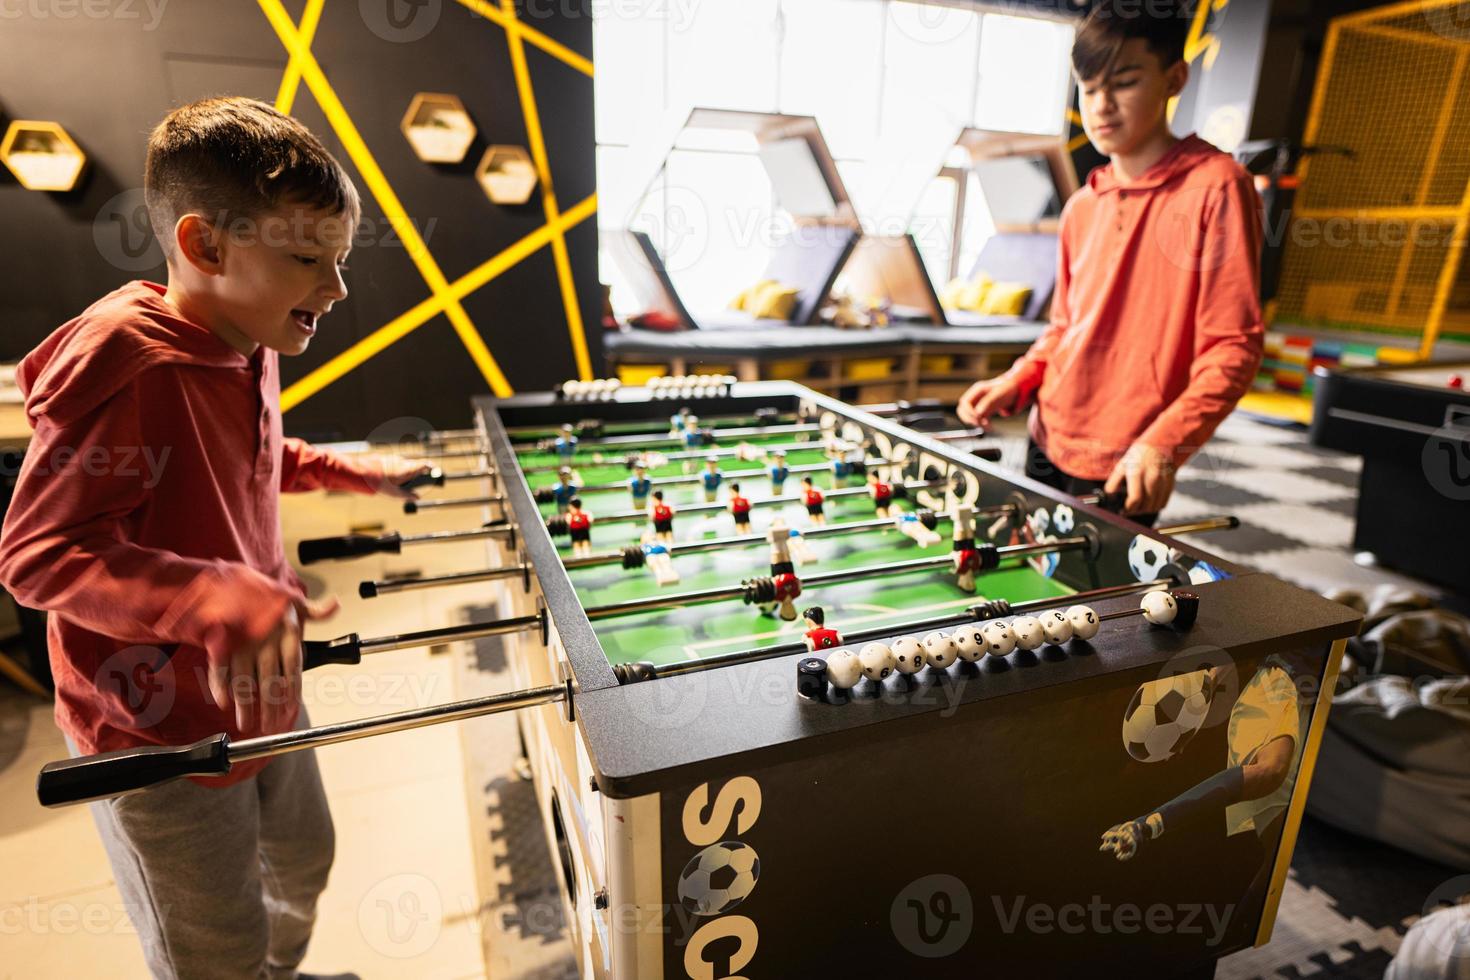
257,0,598,410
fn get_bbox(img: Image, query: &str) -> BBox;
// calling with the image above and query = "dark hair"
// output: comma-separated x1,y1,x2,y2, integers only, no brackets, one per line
803,606,824,625
570,497,582,508
653,490,664,500
729,482,740,492
145,97,359,257
1072,1,1188,82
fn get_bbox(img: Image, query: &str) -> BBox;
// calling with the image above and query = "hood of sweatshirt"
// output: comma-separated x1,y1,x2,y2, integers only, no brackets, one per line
18,281,250,429
1086,133,1220,195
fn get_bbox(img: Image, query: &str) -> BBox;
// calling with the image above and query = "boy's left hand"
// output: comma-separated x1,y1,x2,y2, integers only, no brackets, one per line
376,458,437,499
1104,444,1177,516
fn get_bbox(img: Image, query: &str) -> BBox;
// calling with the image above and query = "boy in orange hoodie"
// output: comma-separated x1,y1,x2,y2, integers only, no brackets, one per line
959,2,1264,523
0,98,426,979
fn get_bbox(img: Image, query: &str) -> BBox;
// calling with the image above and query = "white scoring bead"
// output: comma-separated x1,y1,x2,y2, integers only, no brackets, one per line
1065,605,1100,640
1040,609,1074,645
1141,591,1179,625
951,625,987,662
887,637,923,675
1011,616,1046,651
981,621,1017,657
825,650,863,690
891,636,927,674
606,379,623,394
859,643,896,682
921,631,958,669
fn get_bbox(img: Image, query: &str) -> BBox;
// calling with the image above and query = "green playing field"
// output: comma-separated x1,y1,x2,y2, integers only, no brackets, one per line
513,433,1075,669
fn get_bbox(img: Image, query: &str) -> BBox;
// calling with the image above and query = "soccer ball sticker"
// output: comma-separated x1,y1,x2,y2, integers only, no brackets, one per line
677,841,761,917
1121,671,1212,763
1127,534,1168,583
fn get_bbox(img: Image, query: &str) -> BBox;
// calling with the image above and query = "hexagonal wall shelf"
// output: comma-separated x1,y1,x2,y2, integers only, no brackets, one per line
400,93,477,165
0,120,87,191
477,145,538,205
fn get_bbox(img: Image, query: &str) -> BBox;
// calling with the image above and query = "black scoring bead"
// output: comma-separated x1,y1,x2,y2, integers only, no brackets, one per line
1170,590,1201,631
796,658,828,700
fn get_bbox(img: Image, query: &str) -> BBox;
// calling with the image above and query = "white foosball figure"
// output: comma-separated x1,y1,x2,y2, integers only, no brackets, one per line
895,512,941,547
787,528,818,567
767,518,794,574
735,441,762,462
639,533,680,587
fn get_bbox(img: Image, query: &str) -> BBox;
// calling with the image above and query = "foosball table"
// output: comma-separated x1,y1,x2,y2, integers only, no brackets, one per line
40,379,1361,979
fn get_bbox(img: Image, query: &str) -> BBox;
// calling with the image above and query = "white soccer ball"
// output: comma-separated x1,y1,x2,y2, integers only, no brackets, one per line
1065,605,1100,641
1040,609,1074,645
891,636,927,674
859,643,897,682
825,650,863,690
1052,504,1075,535
951,625,987,662
1121,671,1212,763
678,841,761,917
1128,534,1169,583
982,622,1017,657
921,632,958,669
1011,616,1046,651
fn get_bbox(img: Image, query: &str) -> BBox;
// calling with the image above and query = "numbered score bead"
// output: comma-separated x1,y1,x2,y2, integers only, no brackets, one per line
1040,610,1074,645
1140,591,1179,626
1065,605,1100,641
891,636,927,674
921,632,958,669
951,625,987,662
859,643,897,682
1011,616,1046,651
981,621,1017,657
825,650,863,690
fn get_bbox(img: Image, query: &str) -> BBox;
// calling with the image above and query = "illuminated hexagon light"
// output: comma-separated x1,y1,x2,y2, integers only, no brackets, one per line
400,93,477,165
477,144,538,205
1,120,87,192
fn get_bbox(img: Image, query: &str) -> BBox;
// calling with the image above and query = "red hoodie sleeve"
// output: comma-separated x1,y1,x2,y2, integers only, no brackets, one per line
1138,175,1266,465
0,380,295,665
1002,212,1073,401
280,437,391,494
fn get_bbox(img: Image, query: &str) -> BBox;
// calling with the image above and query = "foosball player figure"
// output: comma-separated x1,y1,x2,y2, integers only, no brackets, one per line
896,510,941,546
787,527,817,565
551,466,580,512
701,454,723,503
767,570,802,622
628,462,652,507
669,406,691,438
639,532,679,586
827,440,852,480
728,482,752,532
681,414,705,450
649,490,676,544
802,606,843,652
735,440,762,462
951,503,982,593
767,518,795,576
768,449,790,493
553,423,578,463
868,469,894,517
566,498,594,557
801,476,825,526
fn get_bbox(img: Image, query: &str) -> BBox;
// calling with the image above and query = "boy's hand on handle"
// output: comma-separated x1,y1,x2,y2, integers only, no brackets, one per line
377,459,438,500
1104,444,1177,517
208,595,340,734
957,375,1024,429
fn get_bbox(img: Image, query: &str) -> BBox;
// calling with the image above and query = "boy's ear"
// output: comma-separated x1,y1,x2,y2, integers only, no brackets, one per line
174,214,223,276
1164,58,1189,99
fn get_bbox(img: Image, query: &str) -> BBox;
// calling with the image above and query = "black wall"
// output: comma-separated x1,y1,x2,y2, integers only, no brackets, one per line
0,0,600,440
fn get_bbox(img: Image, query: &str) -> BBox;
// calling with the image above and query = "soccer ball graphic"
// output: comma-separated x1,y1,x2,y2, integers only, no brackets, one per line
677,841,761,917
1122,670,1212,763
1052,504,1075,535
1128,534,1169,582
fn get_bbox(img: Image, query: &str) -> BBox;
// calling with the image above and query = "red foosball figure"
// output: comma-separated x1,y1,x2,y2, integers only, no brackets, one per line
728,482,752,532
953,547,983,593
802,606,842,651
801,477,825,526
867,470,893,517
648,490,675,544
768,571,802,621
566,497,594,557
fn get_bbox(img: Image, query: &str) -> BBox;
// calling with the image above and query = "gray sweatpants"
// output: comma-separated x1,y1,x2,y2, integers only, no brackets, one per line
74,711,335,980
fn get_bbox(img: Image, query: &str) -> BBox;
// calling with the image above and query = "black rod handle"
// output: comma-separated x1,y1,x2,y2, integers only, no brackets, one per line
296,532,402,565
37,734,232,808
398,467,445,492
303,634,364,671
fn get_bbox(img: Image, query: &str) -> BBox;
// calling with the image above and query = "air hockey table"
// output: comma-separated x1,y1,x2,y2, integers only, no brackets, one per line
1310,361,1470,594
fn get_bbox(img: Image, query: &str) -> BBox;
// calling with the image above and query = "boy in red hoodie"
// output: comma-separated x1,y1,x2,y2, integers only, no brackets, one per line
958,2,1264,523
0,98,426,979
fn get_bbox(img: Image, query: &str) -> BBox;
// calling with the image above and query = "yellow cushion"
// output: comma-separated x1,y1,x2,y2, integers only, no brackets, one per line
729,279,777,312
978,281,1032,316
749,282,799,320
941,273,994,312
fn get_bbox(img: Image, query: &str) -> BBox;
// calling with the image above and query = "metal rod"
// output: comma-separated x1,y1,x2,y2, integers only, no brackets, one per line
357,613,544,655
1151,515,1240,536
441,468,497,482
517,421,824,452
554,480,943,529
405,494,507,512
637,579,1173,680
363,565,528,597
229,685,565,763
506,413,806,443
400,524,514,545
548,457,891,496
518,436,829,474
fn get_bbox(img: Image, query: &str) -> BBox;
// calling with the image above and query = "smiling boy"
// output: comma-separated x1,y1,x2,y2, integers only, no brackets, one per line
0,97,424,979
958,1,1264,521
